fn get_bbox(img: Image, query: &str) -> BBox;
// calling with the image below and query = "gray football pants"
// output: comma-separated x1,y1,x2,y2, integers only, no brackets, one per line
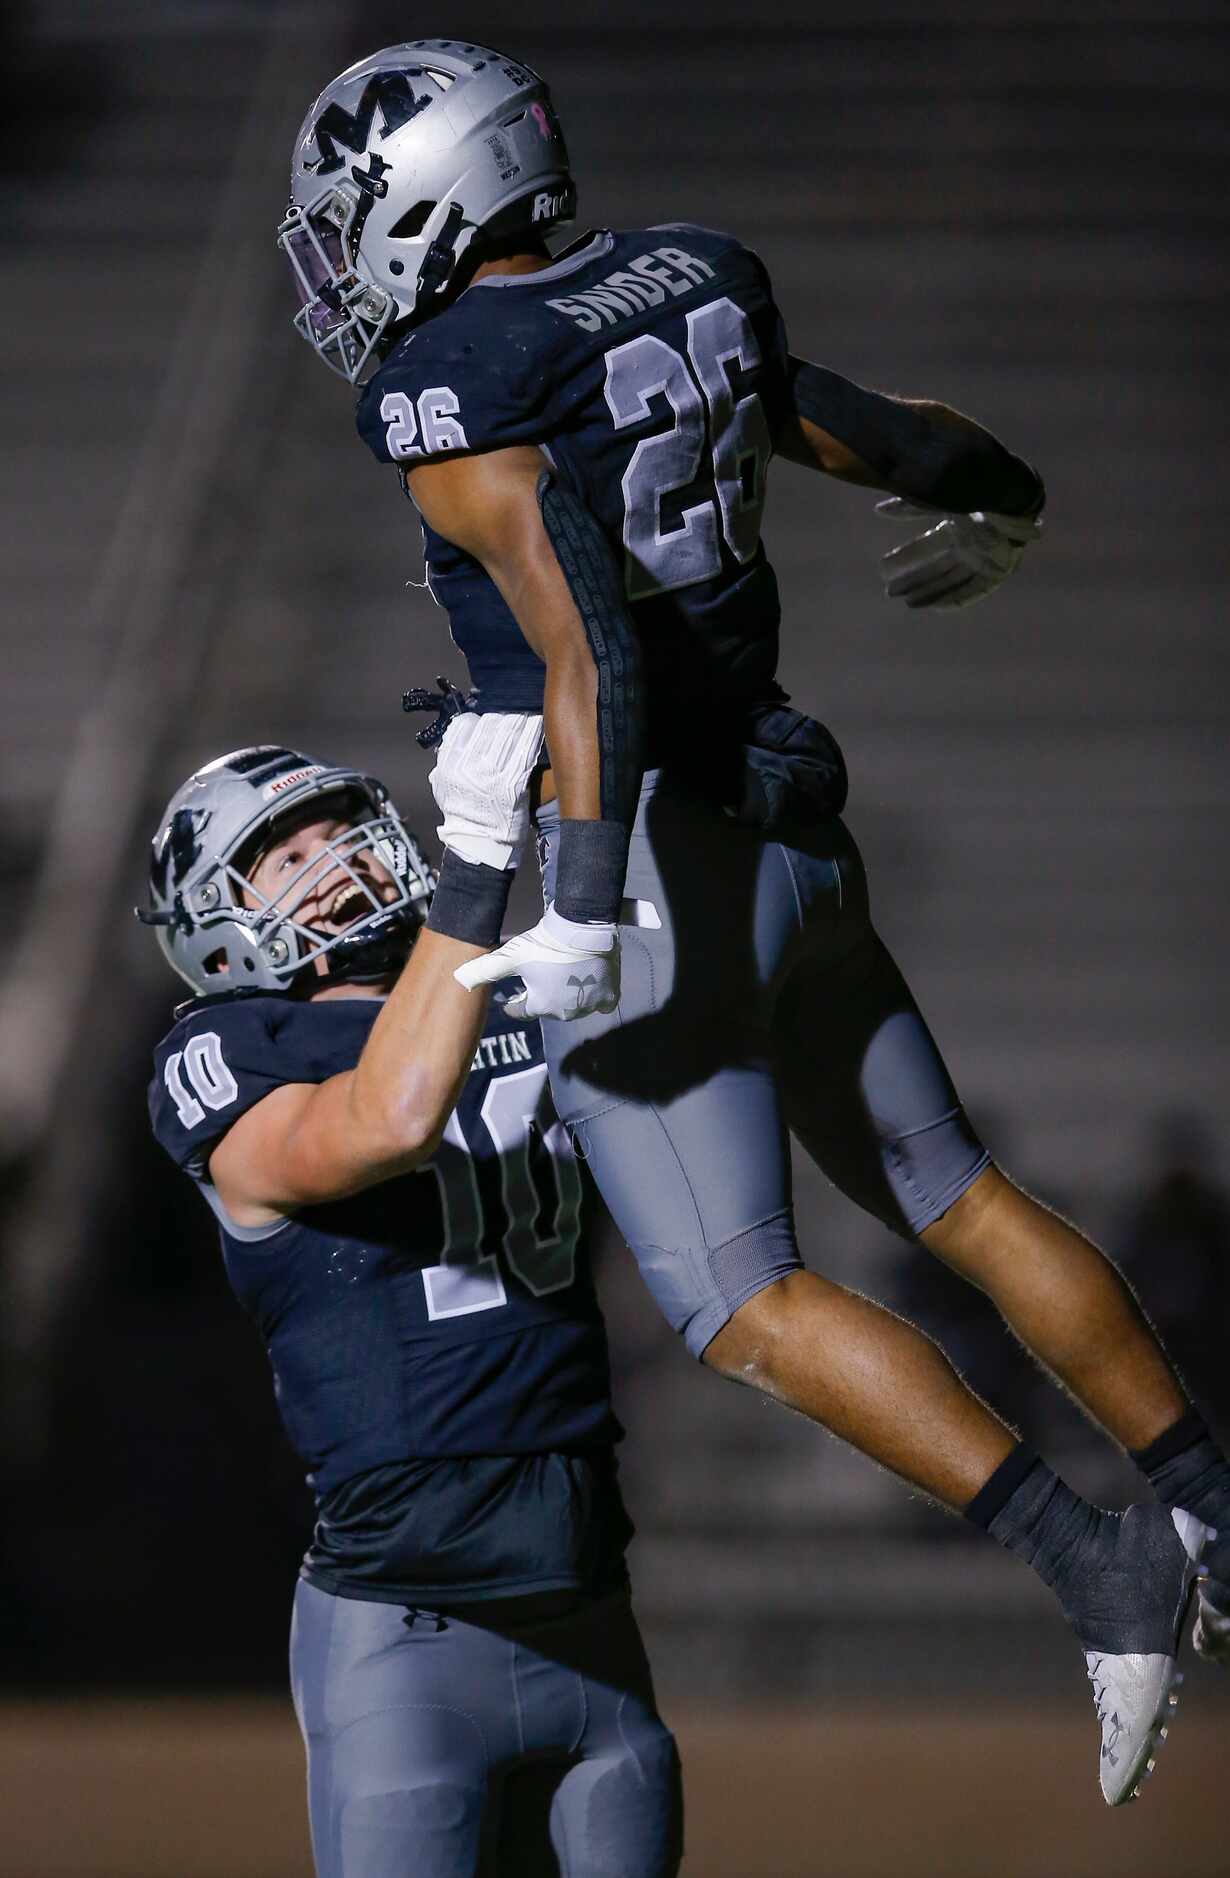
537,774,989,1358
291,1579,682,1877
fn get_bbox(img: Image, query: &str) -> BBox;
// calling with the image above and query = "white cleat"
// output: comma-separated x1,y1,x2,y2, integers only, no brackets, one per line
1173,1506,1229,1665
1086,1651,1183,1807
1087,1509,1209,1806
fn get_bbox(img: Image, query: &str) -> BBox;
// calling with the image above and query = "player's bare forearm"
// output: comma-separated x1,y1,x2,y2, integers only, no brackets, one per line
778,401,1001,480
775,411,890,487
342,927,492,1161
411,447,643,932
209,928,491,1215
777,358,1044,516
541,644,601,818
408,448,608,821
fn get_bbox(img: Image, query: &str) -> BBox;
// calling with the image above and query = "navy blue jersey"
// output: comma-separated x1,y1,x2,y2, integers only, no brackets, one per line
357,226,793,747
149,990,628,1602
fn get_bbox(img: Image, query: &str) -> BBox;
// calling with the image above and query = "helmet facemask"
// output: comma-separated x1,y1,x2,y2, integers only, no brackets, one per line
278,186,397,384
227,794,427,987
144,757,436,998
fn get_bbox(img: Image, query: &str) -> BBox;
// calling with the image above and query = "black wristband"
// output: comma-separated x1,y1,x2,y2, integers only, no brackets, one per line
425,850,513,948
554,818,629,924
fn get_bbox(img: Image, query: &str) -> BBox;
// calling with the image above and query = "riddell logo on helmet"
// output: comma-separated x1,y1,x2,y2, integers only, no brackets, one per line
263,766,325,799
532,189,568,223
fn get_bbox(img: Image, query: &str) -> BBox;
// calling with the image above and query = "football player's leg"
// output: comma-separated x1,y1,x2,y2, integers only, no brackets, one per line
917,1094,1230,1664
698,849,1014,1502
468,1590,681,1877
771,828,990,1245
290,1579,496,1878
751,901,1209,1799
539,778,805,1356
540,1593,683,1878
774,900,1209,1558
558,1058,802,1357
921,1169,1189,1448
781,877,1191,1449
545,1702,682,1877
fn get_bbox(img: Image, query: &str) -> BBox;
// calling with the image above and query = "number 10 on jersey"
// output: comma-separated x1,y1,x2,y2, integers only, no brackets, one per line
421,1062,582,1321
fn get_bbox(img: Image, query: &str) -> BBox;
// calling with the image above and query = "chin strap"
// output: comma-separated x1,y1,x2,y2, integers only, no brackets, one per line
416,201,468,309
313,903,424,986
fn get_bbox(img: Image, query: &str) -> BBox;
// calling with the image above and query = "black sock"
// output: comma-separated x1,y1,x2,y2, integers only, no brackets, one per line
1131,1409,1230,1589
966,1444,1186,1653
1131,1409,1230,1528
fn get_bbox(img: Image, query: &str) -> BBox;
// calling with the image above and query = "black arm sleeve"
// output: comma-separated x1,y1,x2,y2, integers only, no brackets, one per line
786,356,1045,517
536,473,645,924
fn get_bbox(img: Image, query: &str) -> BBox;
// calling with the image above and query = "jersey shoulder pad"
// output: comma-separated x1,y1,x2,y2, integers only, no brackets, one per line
648,221,775,286
149,992,298,1177
357,300,551,467
642,223,778,325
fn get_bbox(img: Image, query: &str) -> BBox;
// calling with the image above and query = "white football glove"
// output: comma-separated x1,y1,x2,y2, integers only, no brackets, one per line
453,905,620,1021
877,496,1042,610
430,711,545,871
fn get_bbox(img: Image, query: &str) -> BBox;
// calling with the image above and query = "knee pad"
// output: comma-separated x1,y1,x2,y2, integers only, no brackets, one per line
552,1731,682,1878
331,1709,487,1878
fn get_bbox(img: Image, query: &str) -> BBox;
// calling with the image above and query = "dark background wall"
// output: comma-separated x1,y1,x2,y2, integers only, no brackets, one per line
1,1,1227,1870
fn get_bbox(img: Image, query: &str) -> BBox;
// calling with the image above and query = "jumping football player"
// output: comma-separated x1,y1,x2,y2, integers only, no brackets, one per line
144,746,682,1878
279,44,1229,1805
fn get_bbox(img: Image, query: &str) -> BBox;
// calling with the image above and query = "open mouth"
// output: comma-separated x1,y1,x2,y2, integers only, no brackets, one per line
321,881,373,928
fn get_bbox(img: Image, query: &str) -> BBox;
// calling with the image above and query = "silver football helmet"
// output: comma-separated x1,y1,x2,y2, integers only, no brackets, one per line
278,40,574,381
141,747,435,997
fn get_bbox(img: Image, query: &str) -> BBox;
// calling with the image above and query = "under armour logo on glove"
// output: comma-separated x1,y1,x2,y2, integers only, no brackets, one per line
454,907,620,1021
566,971,600,1014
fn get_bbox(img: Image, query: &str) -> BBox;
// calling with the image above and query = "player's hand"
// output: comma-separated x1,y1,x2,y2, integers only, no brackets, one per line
430,711,545,870
876,496,1041,610
453,906,620,1021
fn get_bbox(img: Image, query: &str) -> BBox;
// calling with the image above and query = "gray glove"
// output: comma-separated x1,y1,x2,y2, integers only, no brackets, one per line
877,496,1042,610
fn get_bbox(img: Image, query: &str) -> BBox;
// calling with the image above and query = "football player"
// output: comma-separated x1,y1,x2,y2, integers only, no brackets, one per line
279,44,1229,1805
143,746,682,1878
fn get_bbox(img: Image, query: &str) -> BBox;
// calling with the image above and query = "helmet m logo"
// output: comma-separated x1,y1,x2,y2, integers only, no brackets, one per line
310,72,435,176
